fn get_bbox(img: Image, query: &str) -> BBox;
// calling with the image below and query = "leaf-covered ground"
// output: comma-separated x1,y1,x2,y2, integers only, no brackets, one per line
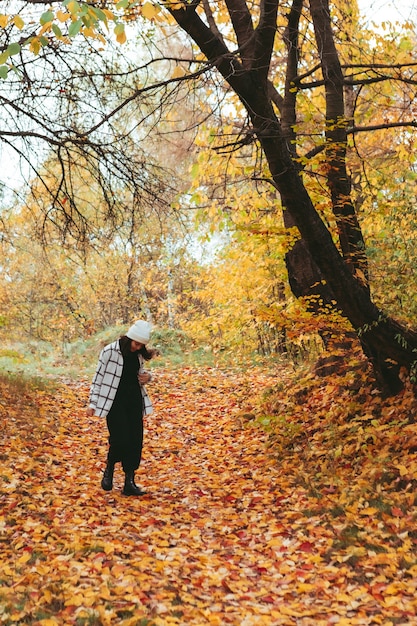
1,362,417,625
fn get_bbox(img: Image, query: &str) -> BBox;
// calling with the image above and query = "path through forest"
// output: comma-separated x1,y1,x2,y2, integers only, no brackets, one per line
1,366,416,625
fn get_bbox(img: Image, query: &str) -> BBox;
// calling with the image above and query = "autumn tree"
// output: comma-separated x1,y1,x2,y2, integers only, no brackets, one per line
0,3,198,242
164,0,417,393
0,5,206,337
1,0,417,393
184,9,417,358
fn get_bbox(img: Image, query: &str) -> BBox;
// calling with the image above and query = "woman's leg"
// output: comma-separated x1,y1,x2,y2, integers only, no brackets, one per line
107,392,146,495
121,413,145,495
101,443,120,491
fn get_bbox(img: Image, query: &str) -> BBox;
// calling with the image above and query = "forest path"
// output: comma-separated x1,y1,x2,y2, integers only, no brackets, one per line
1,366,412,625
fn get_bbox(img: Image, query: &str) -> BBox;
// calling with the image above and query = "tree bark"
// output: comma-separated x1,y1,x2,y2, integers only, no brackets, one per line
279,0,338,316
310,0,369,285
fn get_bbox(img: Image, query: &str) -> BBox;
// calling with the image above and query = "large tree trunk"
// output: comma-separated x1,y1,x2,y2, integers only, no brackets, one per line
309,0,370,284
279,0,338,312
169,0,417,394
248,95,415,393
279,0,339,319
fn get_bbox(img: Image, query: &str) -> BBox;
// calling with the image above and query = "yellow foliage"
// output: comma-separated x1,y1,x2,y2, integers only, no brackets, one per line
172,64,186,79
28,37,41,55
56,10,71,22
13,15,24,29
114,23,127,44
141,2,159,20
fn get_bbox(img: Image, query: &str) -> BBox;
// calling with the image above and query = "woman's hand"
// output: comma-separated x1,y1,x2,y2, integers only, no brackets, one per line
138,371,152,385
86,407,95,417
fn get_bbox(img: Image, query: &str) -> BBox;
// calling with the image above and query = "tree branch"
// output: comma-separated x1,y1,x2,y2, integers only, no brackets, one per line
310,0,369,282
252,0,279,78
168,3,247,91
281,0,303,156
349,120,417,133
224,0,254,68
202,0,226,45
302,120,417,162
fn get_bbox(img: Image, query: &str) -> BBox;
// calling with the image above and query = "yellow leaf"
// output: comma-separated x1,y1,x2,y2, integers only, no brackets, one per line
336,592,351,602
360,506,379,516
343,546,367,560
42,590,53,603
396,464,408,476
297,583,316,592
142,2,158,19
102,8,116,21
1,565,13,576
114,22,126,44
99,585,111,600
17,552,32,564
384,583,401,595
83,27,97,38
39,23,52,35
67,1,79,15
115,30,126,44
29,37,41,54
172,65,186,79
64,594,84,607
268,537,282,547
0,14,8,28
13,15,24,29
57,10,71,22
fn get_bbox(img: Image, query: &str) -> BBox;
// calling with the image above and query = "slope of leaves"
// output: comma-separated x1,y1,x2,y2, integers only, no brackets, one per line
0,361,417,625
258,349,417,619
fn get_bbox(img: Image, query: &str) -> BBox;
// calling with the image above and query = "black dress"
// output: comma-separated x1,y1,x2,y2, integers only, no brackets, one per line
106,346,144,472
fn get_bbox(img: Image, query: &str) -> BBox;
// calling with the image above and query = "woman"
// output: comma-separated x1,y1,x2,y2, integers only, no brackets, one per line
87,320,158,496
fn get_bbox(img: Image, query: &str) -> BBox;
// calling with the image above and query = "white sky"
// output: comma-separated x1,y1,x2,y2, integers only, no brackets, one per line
357,0,417,24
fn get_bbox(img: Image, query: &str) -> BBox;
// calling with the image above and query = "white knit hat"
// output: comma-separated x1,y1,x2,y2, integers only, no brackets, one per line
126,320,151,344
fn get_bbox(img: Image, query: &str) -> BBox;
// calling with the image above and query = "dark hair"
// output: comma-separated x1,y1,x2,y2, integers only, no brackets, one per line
119,335,153,360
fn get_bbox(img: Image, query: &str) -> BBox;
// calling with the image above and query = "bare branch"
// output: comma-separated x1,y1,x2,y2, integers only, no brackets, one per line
349,120,417,133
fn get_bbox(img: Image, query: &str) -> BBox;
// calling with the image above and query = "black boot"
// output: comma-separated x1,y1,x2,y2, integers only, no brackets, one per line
122,471,146,496
101,462,115,491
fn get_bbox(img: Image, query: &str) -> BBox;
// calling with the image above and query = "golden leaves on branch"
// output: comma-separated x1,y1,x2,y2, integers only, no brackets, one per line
0,0,167,78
